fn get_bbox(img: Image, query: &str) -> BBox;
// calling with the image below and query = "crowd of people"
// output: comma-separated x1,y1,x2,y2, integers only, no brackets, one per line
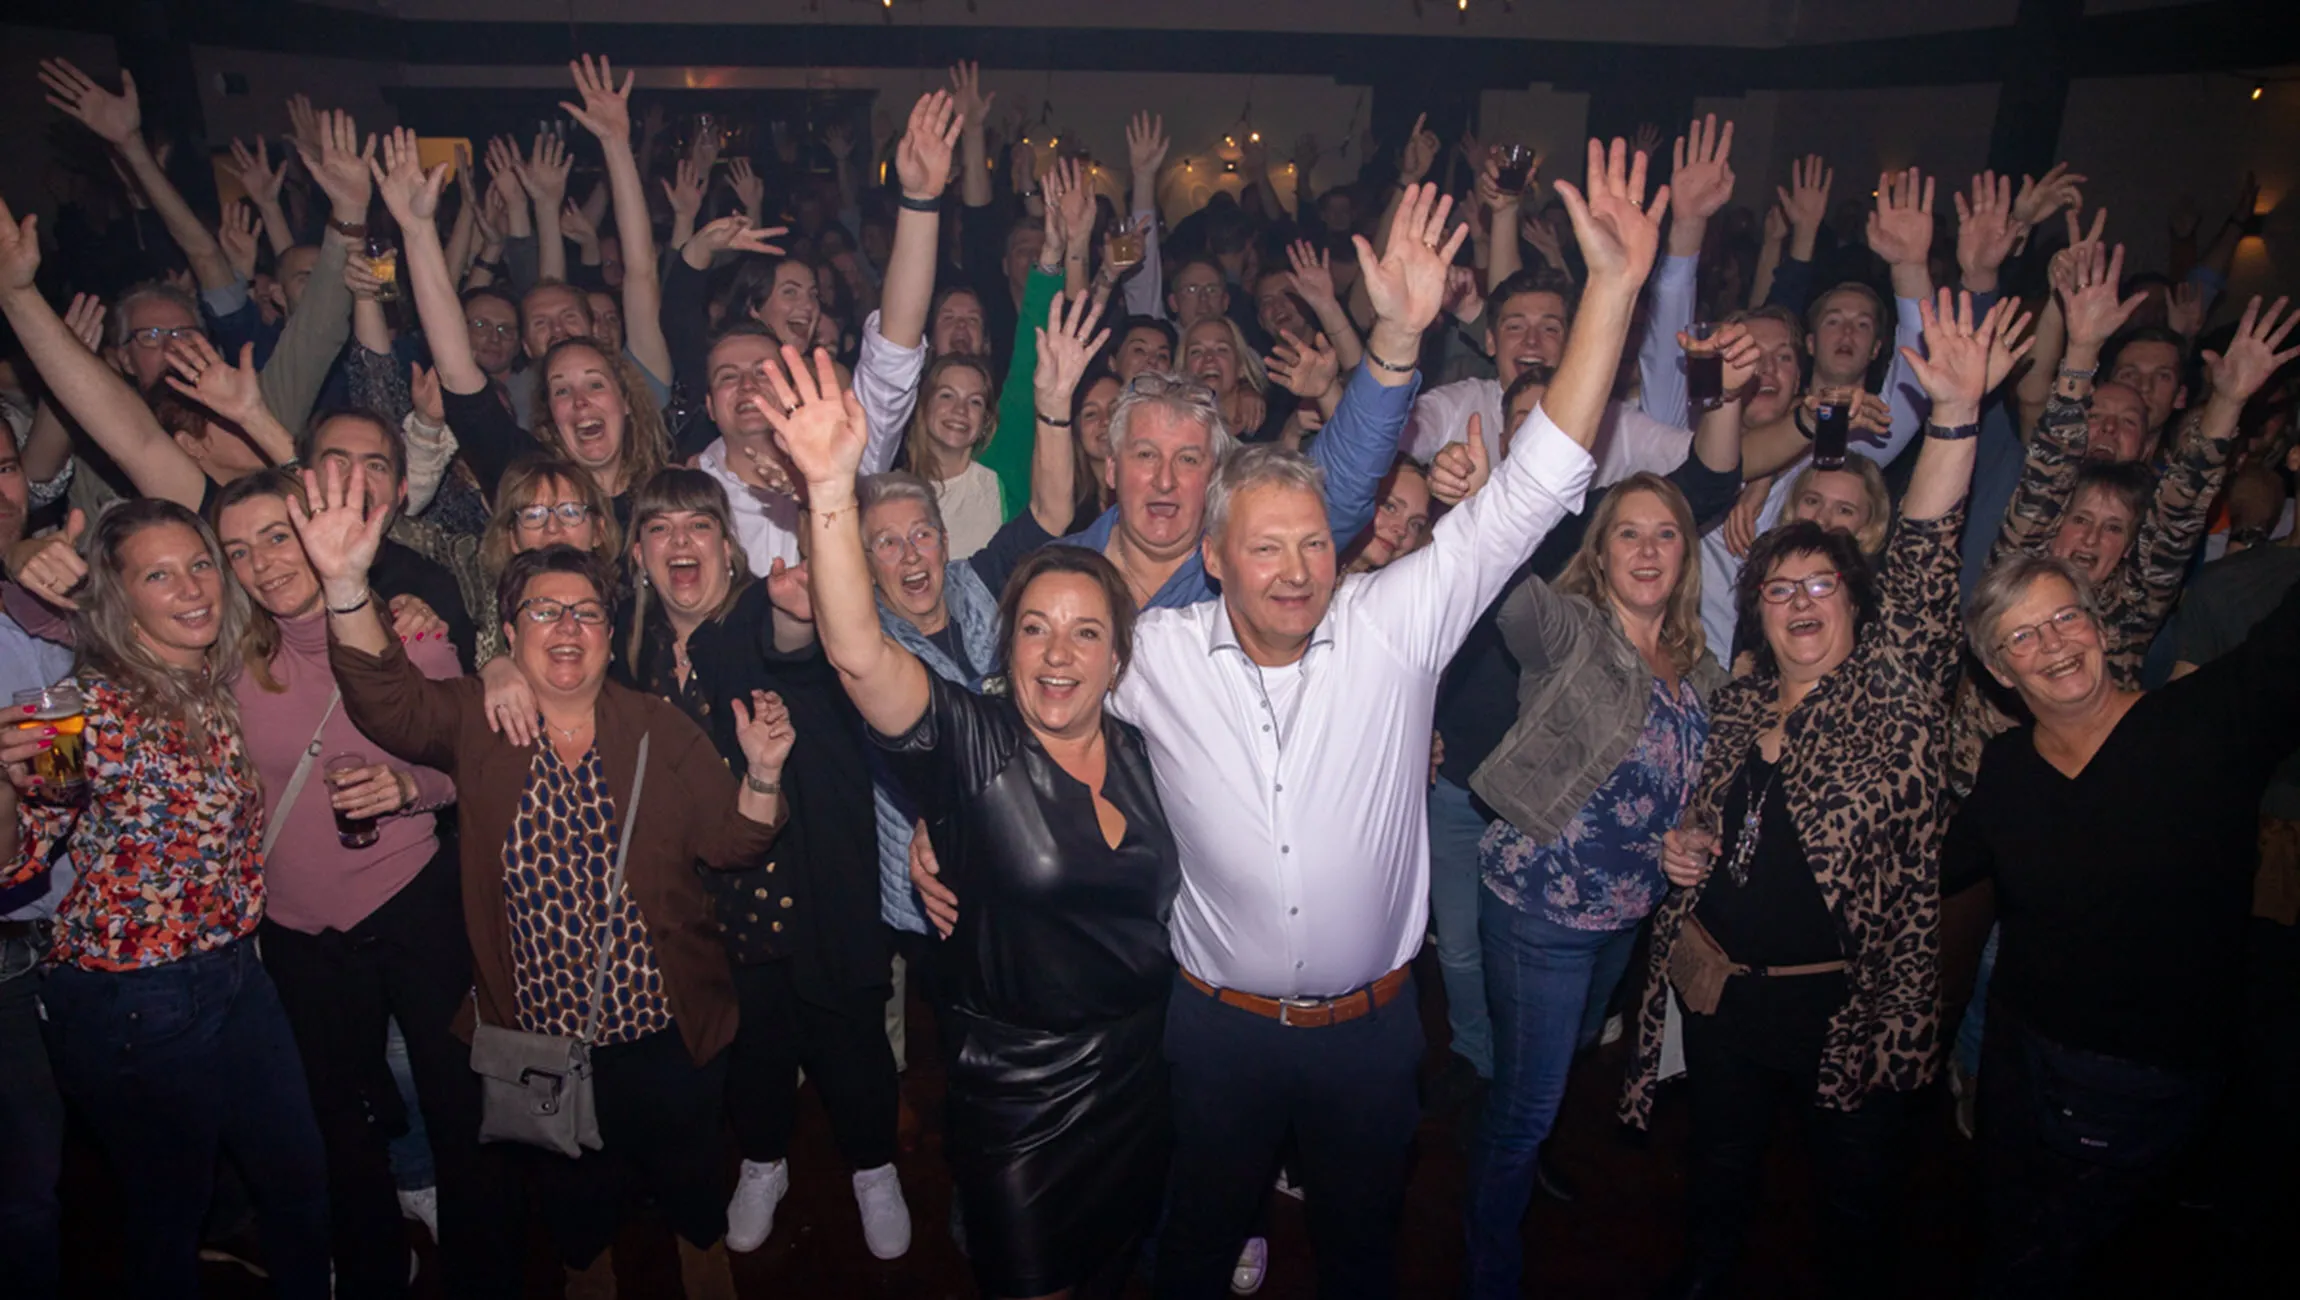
0,44,2294,1300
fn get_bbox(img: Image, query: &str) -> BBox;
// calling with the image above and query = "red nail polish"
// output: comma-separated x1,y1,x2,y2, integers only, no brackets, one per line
19,704,34,715
41,726,55,737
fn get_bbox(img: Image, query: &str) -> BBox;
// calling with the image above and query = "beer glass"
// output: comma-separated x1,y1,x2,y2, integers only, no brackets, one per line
324,752,381,849
365,234,400,303
1494,143,1537,198
1812,388,1852,470
14,684,86,806
1684,321,1725,410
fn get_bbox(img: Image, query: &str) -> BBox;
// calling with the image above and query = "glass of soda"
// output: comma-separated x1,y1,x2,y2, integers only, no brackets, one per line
1684,321,1725,410
324,752,381,849
1494,144,1537,198
14,684,87,806
1812,388,1852,470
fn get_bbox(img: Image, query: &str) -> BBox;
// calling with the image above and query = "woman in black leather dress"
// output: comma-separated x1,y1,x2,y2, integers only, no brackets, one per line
771,344,1180,1299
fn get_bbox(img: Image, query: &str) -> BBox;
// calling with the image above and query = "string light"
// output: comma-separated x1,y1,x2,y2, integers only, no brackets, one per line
2254,81,2267,101
1249,131,1260,144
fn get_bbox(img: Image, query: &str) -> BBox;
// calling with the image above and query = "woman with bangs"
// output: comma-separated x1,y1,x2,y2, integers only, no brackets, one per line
1181,315,1288,445
1460,470,1727,1297
903,354,1004,560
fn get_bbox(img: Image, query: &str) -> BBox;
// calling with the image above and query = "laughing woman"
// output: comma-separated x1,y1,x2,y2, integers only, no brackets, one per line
903,355,1005,560
0,500,331,1299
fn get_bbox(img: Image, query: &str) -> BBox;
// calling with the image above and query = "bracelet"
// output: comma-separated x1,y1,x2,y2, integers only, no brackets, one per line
325,587,373,615
327,218,369,239
1036,410,1074,428
1364,348,1416,375
1926,421,1982,441
745,771,783,796
896,192,941,214
2057,363,2098,382
808,501,858,524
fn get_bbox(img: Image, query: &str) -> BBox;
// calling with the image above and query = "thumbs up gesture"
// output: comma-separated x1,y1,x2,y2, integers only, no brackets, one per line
1428,413,1493,505
5,509,90,611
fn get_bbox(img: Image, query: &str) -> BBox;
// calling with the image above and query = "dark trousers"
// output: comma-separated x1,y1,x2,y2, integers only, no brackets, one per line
726,959,899,1170
1678,1000,1908,1297
1976,1003,2219,1299
261,847,524,1299
528,1028,729,1268
40,937,332,1299
0,927,62,1300
1154,971,1423,1300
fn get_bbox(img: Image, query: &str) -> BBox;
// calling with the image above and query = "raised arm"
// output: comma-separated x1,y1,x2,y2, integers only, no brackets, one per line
1285,239,1363,372
1124,113,1169,319
371,129,482,396
159,334,296,468
0,199,206,509
42,60,233,292
1027,291,1109,532
881,91,962,350
521,133,570,286
1645,115,1734,427
1899,290,2032,523
562,57,671,385
263,108,369,433
767,345,933,738
951,61,995,210
228,137,295,259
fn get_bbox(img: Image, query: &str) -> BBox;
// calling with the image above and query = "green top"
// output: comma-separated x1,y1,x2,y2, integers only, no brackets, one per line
979,266,1065,521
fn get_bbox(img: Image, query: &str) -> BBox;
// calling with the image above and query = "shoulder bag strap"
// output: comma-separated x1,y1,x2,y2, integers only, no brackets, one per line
259,688,342,859
579,732,649,1046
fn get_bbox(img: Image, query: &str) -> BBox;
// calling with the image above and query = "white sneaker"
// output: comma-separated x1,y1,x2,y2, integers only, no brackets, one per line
1231,1236,1269,1294
725,1158,789,1253
852,1163,912,1260
397,1185,438,1243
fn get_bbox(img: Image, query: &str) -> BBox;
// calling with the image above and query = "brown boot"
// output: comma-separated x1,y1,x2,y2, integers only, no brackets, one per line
677,1237,737,1300
564,1248,616,1300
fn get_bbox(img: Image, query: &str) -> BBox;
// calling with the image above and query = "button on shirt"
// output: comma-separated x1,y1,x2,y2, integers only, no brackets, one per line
1111,407,1595,998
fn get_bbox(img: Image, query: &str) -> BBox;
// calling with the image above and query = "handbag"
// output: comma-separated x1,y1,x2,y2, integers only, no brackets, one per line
2024,1025,2215,1171
1667,915,1848,1017
470,733,649,1158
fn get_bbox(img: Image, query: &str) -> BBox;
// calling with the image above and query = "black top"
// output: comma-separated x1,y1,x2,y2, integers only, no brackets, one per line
371,539,478,673
1946,575,2300,1070
439,384,528,500
875,674,1180,1032
618,582,884,993
1435,451,1742,787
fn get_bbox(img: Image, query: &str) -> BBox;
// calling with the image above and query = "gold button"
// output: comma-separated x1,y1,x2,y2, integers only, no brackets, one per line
771,921,784,933
754,887,769,900
745,912,758,922
779,896,794,909
765,861,776,872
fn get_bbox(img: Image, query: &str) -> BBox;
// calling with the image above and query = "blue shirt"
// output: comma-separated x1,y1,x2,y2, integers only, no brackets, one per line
0,608,77,919
1480,675,1708,932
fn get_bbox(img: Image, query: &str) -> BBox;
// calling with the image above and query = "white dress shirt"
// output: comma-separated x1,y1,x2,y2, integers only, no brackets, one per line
1111,407,1595,997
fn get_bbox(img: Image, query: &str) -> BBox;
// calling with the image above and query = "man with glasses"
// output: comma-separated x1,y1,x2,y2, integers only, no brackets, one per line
462,288,523,391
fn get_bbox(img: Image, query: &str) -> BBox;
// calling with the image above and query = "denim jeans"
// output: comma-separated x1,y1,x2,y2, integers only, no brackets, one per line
40,937,331,1299
382,1019,434,1191
0,927,62,1300
1463,892,1637,1297
1428,777,1495,1078
1957,924,2000,1077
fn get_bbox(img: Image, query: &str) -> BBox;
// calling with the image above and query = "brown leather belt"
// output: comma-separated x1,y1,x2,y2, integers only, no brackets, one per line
1181,964,1410,1028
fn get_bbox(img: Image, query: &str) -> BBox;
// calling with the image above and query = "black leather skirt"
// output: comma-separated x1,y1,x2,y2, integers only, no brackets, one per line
943,998,1170,1296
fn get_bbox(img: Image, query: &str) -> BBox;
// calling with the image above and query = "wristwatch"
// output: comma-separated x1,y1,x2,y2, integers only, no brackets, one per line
1926,420,1982,441
328,217,369,240
744,772,782,796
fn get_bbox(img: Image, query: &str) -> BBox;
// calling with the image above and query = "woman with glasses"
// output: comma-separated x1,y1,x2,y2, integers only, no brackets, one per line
293,456,795,1299
1945,297,2300,1300
1629,293,2030,1299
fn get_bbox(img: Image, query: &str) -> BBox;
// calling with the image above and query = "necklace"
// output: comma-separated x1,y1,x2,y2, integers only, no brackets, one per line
1722,752,1780,888
546,716,592,742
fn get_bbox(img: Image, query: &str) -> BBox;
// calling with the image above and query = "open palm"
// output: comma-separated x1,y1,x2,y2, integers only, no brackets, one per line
759,347,869,486
1553,138,1668,291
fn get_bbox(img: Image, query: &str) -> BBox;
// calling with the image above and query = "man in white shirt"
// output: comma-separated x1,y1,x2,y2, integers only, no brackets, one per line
1131,144,1669,1299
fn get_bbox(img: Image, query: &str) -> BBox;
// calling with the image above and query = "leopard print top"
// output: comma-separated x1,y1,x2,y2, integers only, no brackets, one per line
1621,506,1966,1125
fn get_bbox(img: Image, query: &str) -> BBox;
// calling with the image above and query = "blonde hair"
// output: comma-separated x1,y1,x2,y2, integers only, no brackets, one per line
73,499,254,736
1555,472,1708,676
1784,455,1893,555
1184,315,1268,396
904,354,1000,482
536,337,670,497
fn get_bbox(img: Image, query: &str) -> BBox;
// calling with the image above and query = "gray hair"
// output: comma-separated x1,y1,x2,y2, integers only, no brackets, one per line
110,281,204,351
859,470,949,536
1106,371,1236,465
1965,552,2103,677
1205,444,1329,544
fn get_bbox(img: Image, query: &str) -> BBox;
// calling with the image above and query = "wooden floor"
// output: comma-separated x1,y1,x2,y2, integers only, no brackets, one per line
56,946,2285,1298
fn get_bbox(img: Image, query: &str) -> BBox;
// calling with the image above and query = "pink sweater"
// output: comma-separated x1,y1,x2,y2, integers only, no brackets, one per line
239,613,459,934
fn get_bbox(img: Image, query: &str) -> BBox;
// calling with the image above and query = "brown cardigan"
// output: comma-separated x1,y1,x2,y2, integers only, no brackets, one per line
330,634,781,1064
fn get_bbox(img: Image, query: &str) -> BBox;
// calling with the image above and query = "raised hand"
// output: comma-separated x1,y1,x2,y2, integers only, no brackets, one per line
1396,112,1439,186
229,137,286,209
40,59,139,147
822,121,856,162
164,335,269,426
0,198,40,293
218,202,260,282
1353,182,1469,339
1955,170,2021,289
1762,202,1789,248
730,690,798,779
287,93,324,158
1866,167,1935,267
287,459,391,593
1684,320,1763,395
2203,296,2300,407
729,157,766,216
2011,162,2086,230
1519,211,1568,271
1049,156,1096,254
1127,111,1169,176
410,363,445,426
558,200,599,250
1629,122,1663,161
949,60,996,131
1901,289,2028,424
62,294,106,354
662,156,705,223
765,557,812,624
1428,413,1491,505
1265,329,1340,402
1033,290,1111,410
297,107,377,223
685,215,787,263
1551,137,1670,296
561,54,633,144
1669,113,1736,223
1285,240,1340,314
486,136,528,202
2165,281,2207,339
369,127,447,226
2059,239,2147,351
758,346,870,487
521,132,571,212
1775,153,1832,236
896,90,963,200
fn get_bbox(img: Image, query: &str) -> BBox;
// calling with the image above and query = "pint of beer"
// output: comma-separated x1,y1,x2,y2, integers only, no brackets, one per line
14,684,87,805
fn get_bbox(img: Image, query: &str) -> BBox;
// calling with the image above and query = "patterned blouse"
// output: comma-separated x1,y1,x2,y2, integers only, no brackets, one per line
501,744,674,1045
1481,675,1707,932
6,674,264,972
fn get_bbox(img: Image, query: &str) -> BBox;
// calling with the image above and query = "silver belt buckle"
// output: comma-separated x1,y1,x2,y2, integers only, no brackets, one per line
1277,995,1324,1027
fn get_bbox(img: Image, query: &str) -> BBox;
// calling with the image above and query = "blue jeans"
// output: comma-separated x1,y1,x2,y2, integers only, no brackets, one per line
41,937,331,1299
1958,925,2001,1077
383,1018,435,1191
1428,777,1494,1078
0,928,62,1300
1464,891,1639,1297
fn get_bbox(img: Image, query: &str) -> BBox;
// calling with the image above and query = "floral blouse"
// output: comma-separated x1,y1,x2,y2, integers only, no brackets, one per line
5,674,264,972
1480,675,1707,932
502,743,674,1045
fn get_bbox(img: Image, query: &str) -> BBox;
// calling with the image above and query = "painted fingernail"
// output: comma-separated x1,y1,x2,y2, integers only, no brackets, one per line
19,705,33,715
41,727,55,737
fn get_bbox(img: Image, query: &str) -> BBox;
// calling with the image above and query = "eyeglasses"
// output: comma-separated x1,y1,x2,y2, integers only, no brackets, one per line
1176,283,1226,300
467,319,519,339
127,326,203,349
515,598,610,627
867,524,944,562
1758,571,1842,605
514,502,594,530
1997,605,2091,660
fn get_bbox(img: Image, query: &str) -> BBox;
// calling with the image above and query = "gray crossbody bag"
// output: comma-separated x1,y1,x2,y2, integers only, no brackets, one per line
469,733,648,1158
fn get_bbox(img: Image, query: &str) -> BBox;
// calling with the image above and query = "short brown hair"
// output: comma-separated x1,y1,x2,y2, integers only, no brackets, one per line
496,543,618,635
481,453,624,579
995,546,1137,688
